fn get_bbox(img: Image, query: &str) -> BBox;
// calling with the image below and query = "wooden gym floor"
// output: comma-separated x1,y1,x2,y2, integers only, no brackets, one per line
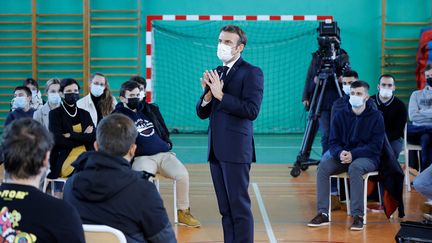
157,164,425,243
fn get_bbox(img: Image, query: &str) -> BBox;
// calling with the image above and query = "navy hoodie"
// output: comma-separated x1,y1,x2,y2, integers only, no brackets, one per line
63,151,176,243
329,99,385,166
113,103,170,156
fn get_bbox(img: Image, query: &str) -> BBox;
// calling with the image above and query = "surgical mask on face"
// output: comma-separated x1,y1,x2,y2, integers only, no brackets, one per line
379,88,393,98
217,43,234,63
48,92,61,105
38,164,51,191
31,90,39,98
13,96,28,109
342,85,351,95
90,83,105,97
349,95,364,109
427,77,432,87
139,90,145,101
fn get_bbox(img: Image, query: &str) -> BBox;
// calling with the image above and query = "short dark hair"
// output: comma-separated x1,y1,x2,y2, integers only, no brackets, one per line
60,78,80,92
129,76,146,90
96,113,137,156
343,70,359,79
350,80,370,92
378,74,396,83
120,81,140,97
425,64,432,73
14,86,32,97
23,78,39,89
220,25,247,46
2,118,54,179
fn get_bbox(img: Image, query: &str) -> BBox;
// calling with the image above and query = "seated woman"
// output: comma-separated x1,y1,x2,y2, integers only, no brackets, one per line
48,78,95,179
33,78,62,129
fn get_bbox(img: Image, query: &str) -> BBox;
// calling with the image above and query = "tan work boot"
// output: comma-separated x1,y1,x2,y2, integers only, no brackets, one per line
421,200,432,215
331,195,341,211
177,208,201,228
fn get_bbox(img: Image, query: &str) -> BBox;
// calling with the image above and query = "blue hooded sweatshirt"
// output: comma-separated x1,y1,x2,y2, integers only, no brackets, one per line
329,99,385,166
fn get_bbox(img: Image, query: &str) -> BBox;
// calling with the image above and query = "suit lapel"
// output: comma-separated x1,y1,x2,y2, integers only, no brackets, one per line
223,57,244,88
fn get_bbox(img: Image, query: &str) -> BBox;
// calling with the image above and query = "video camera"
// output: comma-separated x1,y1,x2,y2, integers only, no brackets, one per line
317,21,341,61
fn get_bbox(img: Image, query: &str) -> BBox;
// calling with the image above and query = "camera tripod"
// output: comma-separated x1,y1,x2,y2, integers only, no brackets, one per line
290,64,342,177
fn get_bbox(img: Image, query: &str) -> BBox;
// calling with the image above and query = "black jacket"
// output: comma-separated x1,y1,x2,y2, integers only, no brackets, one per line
48,106,95,178
303,49,350,111
63,151,176,243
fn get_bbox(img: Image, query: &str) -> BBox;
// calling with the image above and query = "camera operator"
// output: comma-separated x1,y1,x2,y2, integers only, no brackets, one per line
302,24,350,155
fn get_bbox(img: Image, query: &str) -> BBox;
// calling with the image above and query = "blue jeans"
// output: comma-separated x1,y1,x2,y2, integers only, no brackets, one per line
390,138,403,160
413,164,432,201
318,110,331,155
407,124,432,171
316,155,378,216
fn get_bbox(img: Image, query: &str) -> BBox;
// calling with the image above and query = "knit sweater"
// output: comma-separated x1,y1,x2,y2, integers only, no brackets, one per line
371,94,407,141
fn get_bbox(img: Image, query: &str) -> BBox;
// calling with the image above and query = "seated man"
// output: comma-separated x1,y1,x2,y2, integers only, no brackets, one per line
113,81,200,228
328,70,359,211
413,164,432,221
308,81,385,231
407,64,432,171
341,70,359,96
63,113,176,243
371,74,407,159
0,118,85,242
5,86,35,126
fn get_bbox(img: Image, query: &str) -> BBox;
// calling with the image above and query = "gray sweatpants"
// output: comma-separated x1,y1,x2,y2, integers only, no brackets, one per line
316,155,377,217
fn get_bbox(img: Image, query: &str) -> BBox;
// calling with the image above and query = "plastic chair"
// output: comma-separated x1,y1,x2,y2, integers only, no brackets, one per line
42,178,67,196
329,171,381,225
83,224,127,243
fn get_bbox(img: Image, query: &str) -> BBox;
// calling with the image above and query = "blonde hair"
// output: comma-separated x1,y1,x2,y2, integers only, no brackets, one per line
45,78,61,93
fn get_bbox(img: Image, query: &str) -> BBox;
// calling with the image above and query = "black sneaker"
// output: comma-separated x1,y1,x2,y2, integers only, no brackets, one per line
350,215,364,231
307,213,329,227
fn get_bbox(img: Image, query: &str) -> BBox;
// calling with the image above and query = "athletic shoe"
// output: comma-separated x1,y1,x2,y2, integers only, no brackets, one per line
350,215,364,231
307,213,329,227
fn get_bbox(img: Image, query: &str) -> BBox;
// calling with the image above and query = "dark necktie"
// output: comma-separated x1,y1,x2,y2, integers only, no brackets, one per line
220,66,229,80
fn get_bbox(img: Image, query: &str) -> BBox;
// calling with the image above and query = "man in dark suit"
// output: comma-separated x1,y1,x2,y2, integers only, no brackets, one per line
196,25,264,243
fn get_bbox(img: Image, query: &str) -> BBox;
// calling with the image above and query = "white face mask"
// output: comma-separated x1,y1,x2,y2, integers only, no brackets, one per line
349,95,364,109
379,88,393,98
32,90,39,100
139,90,145,101
48,92,62,105
13,96,28,109
342,85,351,95
90,83,105,97
217,43,234,63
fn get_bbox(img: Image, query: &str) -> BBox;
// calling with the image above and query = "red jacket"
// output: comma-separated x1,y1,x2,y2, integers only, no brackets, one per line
416,28,432,89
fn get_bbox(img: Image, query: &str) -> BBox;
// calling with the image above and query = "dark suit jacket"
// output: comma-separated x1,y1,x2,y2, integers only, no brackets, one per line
196,57,264,163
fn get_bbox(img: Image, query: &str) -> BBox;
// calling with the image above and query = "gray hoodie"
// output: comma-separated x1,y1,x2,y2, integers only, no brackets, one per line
408,87,432,126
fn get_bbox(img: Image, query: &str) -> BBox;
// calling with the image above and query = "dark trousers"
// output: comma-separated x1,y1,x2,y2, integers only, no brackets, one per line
209,159,253,243
407,124,432,171
318,110,331,154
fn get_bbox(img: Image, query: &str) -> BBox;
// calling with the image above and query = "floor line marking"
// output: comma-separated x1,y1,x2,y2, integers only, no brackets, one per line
252,182,277,243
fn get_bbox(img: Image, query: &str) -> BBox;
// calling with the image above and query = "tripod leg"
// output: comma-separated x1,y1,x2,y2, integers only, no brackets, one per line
291,77,329,177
